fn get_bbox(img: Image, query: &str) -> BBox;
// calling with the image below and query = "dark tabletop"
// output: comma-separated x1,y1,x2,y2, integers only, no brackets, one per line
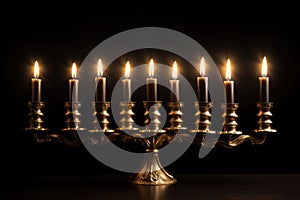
2,173,300,200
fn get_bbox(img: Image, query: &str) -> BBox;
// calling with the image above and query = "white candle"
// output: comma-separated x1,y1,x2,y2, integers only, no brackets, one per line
95,59,106,102
146,58,157,101
224,58,234,104
197,57,208,102
122,61,132,102
69,62,79,102
259,56,269,102
31,60,42,102
170,61,179,101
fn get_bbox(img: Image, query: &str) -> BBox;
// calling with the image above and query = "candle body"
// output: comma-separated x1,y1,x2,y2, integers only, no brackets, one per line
197,76,208,102
170,79,179,101
122,78,132,102
95,77,106,102
146,77,157,101
69,78,79,102
259,77,269,102
224,80,234,103
31,78,41,102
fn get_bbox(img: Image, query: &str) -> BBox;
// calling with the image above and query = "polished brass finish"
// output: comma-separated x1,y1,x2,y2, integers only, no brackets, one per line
128,101,181,185
129,152,177,185
119,102,138,131
24,97,277,185
191,102,216,133
167,102,183,129
89,102,114,133
220,103,242,134
254,102,277,133
62,102,86,131
24,101,48,131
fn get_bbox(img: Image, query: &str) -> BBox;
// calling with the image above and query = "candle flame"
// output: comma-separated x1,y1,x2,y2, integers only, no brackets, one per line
149,58,154,78
125,61,131,78
200,57,205,76
97,58,103,77
172,61,178,79
261,56,268,77
72,62,77,78
225,58,231,80
34,60,39,78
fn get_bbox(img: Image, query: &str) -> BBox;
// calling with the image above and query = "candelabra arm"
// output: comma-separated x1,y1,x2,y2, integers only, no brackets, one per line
33,131,82,147
217,133,266,148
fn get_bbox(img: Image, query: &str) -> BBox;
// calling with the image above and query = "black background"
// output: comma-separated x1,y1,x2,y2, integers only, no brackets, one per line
2,2,300,182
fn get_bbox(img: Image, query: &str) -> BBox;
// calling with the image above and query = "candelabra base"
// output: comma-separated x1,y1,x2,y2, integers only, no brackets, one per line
129,151,176,185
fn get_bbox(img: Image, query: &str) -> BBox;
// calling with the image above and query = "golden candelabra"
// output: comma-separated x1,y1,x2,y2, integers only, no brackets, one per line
24,97,276,185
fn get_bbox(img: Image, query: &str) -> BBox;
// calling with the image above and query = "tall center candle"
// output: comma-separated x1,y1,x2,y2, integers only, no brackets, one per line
95,59,106,102
224,59,234,104
31,60,42,102
146,58,157,101
170,61,179,101
122,61,132,102
69,62,79,102
259,56,269,102
197,57,208,102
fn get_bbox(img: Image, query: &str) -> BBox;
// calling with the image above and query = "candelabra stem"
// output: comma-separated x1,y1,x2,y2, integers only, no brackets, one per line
130,101,176,185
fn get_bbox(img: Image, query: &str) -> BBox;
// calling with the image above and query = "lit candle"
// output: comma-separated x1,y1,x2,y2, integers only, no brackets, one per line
31,60,42,102
122,61,132,102
95,59,106,102
69,62,79,102
146,58,157,101
197,57,208,102
224,58,234,103
170,61,179,101
259,56,269,102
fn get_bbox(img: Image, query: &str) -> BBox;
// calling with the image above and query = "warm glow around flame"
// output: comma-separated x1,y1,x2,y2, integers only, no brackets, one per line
200,57,205,76
34,60,39,78
225,58,231,80
125,61,130,79
172,61,178,79
72,62,77,78
97,58,103,77
262,56,268,77
149,58,154,77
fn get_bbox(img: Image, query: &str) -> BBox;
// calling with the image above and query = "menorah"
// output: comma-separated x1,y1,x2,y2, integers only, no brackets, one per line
24,57,277,186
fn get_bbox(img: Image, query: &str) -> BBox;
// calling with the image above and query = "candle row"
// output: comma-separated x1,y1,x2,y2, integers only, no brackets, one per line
30,56,271,103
